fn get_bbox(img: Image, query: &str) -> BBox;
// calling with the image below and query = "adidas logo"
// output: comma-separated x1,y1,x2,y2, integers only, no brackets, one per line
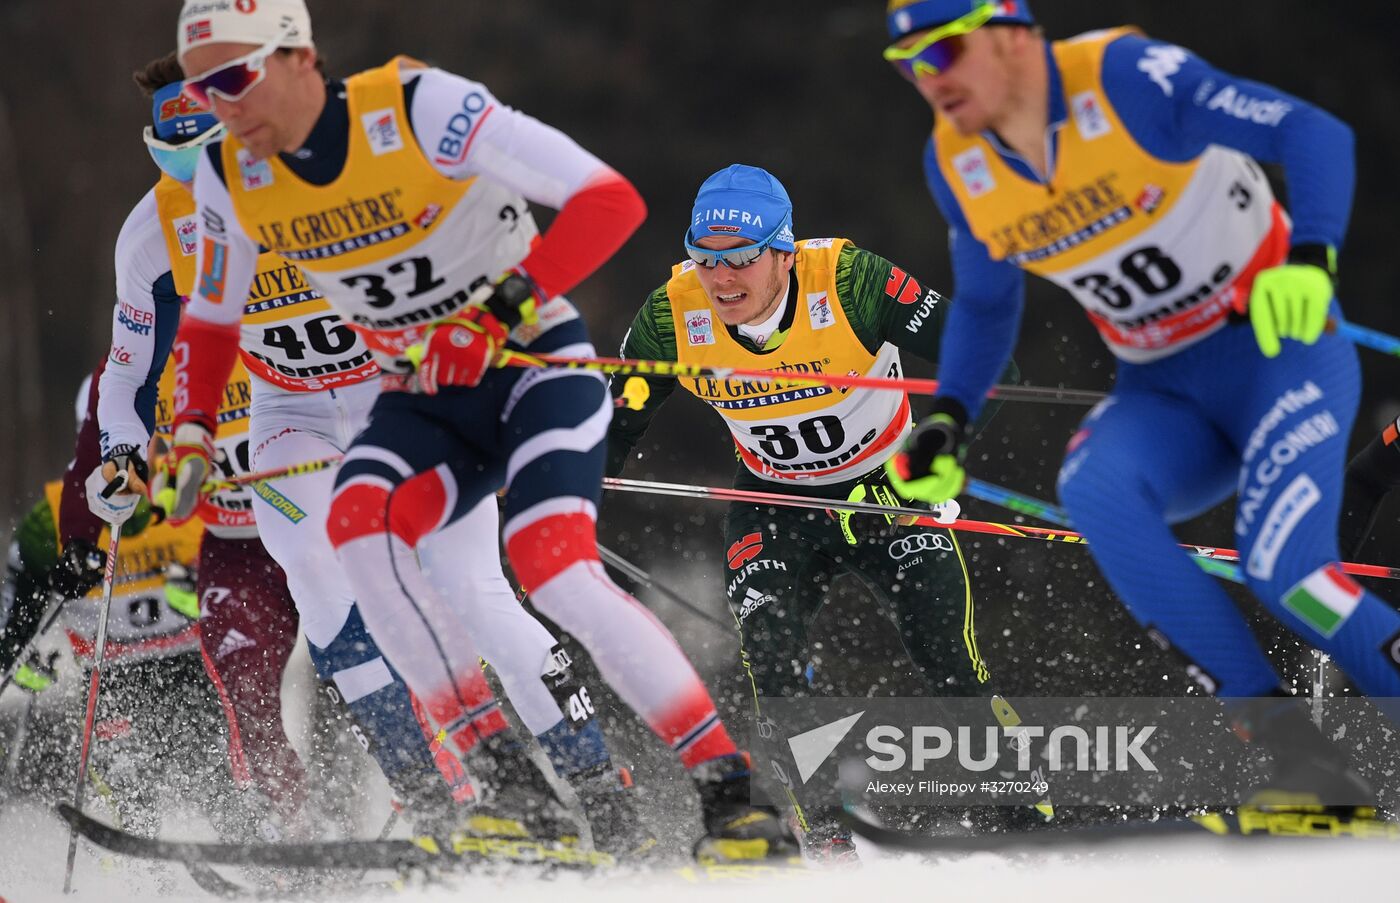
215,628,257,660
737,587,775,621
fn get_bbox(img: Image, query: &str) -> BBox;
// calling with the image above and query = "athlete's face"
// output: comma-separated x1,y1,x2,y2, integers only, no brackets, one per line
903,27,1023,135
180,44,320,160
693,237,795,327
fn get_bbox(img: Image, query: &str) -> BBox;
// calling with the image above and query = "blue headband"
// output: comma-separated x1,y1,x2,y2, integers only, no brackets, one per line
886,0,1034,40
150,81,219,143
687,164,796,253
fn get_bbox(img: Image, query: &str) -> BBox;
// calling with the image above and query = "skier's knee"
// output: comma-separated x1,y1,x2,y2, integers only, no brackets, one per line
502,503,599,594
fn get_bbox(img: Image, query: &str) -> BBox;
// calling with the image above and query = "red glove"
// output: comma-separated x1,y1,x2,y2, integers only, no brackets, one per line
409,273,538,395
158,422,215,526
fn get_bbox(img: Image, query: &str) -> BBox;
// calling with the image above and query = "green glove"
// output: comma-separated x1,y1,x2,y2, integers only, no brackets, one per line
885,399,969,505
1248,244,1336,359
14,651,58,694
163,562,200,619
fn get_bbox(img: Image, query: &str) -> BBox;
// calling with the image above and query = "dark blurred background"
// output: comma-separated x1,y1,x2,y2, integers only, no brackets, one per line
0,2,1395,728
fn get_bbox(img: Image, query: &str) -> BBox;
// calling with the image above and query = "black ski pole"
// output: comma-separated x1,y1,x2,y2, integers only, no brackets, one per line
61,527,121,894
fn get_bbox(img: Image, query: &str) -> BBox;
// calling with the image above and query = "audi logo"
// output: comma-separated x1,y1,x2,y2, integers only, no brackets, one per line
887,532,953,560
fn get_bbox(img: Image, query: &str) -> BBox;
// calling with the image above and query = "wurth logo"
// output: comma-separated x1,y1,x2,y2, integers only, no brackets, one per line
727,532,763,569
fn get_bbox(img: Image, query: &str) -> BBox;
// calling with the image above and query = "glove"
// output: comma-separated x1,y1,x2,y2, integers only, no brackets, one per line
406,272,540,395
162,562,199,619
85,465,140,527
158,422,215,526
885,398,970,505
99,444,149,496
48,539,105,599
14,650,59,694
145,434,171,524
1247,244,1336,359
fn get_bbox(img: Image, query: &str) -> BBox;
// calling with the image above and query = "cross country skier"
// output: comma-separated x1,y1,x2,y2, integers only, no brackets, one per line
0,376,241,839
606,164,1038,857
1340,417,1400,559
96,51,647,849
163,0,792,860
880,0,1400,805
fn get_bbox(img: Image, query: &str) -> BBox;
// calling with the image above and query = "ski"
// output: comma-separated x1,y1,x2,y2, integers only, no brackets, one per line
841,806,1400,852
60,804,816,885
180,859,411,900
58,803,613,873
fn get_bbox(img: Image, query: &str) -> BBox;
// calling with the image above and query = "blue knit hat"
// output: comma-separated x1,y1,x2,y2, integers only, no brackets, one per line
886,0,1034,40
687,164,796,253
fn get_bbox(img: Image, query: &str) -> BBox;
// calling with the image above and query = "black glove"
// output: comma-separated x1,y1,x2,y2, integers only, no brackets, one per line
48,538,105,599
904,398,969,474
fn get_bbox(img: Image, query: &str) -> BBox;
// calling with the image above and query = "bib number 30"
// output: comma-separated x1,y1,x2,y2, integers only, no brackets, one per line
753,415,845,460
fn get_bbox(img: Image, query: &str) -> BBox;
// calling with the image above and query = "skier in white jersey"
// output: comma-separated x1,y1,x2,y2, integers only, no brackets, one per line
165,0,793,860
97,52,642,845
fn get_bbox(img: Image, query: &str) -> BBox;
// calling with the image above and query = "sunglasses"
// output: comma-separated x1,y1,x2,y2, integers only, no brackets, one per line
181,25,293,107
143,121,227,182
684,219,789,269
883,1,1000,80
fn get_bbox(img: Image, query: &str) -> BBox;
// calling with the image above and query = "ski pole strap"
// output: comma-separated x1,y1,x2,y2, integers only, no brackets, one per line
498,349,1106,406
601,477,1399,581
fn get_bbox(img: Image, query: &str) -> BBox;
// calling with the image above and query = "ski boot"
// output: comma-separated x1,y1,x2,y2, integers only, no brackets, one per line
1230,693,1377,814
692,753,799,864
571,764,655,858
465,736,578,843
799,818,860,866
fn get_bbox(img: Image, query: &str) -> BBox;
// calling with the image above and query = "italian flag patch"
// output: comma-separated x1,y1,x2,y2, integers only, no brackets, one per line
1283,565,1362,638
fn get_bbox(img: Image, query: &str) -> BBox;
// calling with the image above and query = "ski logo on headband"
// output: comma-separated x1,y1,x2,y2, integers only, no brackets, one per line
159,94,208,122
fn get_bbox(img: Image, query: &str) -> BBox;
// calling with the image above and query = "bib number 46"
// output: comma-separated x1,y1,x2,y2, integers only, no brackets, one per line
262,314,357,360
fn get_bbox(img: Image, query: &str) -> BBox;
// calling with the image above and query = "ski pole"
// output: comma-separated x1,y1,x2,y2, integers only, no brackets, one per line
597,543,732,631
602,477,1399,581
498,349,1107,406
62,526,121,894
1332,319,1400,358
200,455,344,493
962,479,1246,584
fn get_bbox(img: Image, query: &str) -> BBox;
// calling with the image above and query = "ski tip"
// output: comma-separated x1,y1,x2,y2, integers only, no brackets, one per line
56,802,84,828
